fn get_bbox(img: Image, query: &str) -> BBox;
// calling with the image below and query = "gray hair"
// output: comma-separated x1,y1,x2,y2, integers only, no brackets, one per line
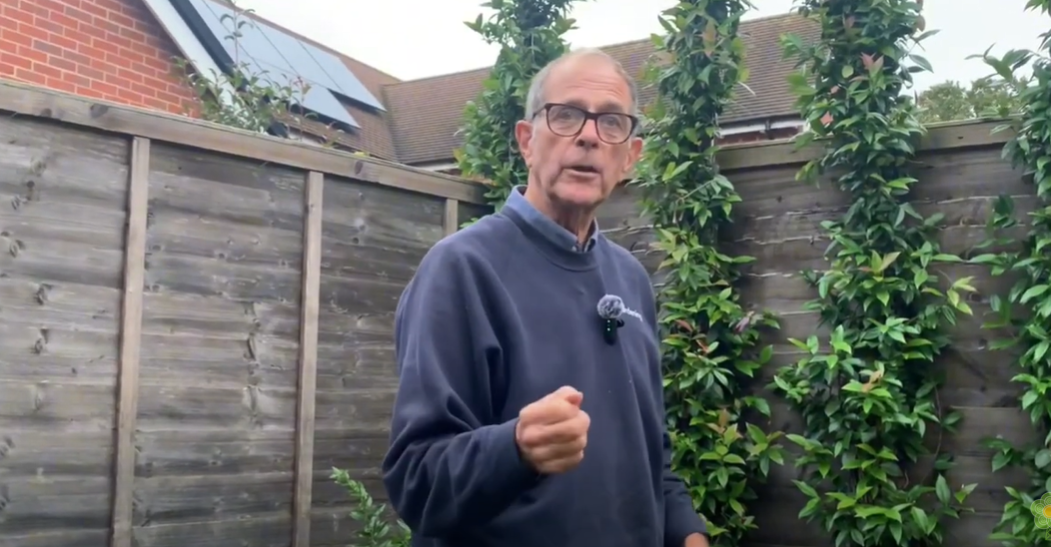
523,47,639,121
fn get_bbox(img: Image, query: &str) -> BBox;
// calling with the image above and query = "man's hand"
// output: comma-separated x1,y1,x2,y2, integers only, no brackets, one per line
515,386,590,474
684,533,709,547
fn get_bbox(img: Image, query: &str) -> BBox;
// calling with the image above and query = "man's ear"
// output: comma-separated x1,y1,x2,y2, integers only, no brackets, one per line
621,136,644,178
515,120,534,166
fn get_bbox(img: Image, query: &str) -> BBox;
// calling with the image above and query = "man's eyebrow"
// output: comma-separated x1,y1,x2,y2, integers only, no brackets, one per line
560,99,628,114
596,101,627,114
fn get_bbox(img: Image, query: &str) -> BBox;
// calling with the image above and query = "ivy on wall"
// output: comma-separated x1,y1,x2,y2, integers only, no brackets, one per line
771,1,977,545
634,1,784,544
456,0,582,209
970,1,1051,543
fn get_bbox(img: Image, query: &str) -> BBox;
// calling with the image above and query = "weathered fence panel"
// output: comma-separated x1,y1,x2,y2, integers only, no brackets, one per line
0,80,485,547
601,120,1039,547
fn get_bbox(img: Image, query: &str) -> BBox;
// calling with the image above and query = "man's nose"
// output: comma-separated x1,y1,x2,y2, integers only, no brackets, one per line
574,119,601,148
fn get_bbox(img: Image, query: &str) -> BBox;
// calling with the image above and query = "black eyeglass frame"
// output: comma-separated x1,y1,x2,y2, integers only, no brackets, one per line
532,102,639,145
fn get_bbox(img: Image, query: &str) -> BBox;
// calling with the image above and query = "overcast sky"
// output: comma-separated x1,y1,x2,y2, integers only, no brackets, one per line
236,0,1044,92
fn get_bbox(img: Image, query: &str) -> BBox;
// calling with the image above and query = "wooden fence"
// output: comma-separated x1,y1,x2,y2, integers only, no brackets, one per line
0,76,1038,547
0,80,490,547
600,119,1035,547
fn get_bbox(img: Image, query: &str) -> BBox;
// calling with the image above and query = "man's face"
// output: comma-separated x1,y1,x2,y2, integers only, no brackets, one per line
515,56,643,213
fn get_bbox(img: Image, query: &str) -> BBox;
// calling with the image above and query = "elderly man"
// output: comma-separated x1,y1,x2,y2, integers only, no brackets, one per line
381,48,709,547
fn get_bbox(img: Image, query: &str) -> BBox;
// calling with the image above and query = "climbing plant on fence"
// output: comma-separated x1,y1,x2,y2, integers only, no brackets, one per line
456,0,582,210
771,1,977,545
634,1,784,544
969,1,1051,543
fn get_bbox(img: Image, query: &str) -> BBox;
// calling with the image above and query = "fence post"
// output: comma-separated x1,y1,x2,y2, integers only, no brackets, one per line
293,171,323,547
110,136,151,547
443,198,459,236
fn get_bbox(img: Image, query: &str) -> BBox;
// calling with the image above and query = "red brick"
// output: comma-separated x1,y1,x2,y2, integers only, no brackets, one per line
15,66,46,85
116,66,143,83
80,1,108,19
20,22,50,41
46,76,77,93
76,85,107,99
0,12,19,30
20,1,49,18
61,70,91,87
90,79,118,96
36,0,68,13
61,47,90,66
3,29,32,47
5,6,35,26
47,31,78,51
36,18,65,35
95,0,125,13
50,55,76,72
77,41,106,60
0,51,33,71
108,9,133,29
63,5,93,25
90,36,119,55
78,20,106,40
18,44,48,63
76,63,104,81
53,12,81,32
32,39,63,56
33,61,62,80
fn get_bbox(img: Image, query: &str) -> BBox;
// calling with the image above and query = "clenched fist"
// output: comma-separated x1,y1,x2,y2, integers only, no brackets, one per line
514,386,590,474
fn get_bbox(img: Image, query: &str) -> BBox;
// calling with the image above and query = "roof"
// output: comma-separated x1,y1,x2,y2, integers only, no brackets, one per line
152,2,817,164
383,13,819,165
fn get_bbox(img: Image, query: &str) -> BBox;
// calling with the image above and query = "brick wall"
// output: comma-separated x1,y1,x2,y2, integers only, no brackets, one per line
0,0,196,114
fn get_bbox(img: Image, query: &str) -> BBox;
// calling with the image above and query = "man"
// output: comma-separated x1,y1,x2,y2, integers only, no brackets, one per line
381,48,709,547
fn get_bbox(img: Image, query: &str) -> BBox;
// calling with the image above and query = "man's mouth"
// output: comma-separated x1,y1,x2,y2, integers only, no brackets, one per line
566,164,598,174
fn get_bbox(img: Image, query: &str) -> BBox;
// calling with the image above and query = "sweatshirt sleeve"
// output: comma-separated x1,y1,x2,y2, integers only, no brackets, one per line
380,239,541,538
662,429,708,547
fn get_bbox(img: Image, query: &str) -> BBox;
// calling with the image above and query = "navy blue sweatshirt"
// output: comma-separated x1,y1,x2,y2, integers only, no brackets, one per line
381,189,706,547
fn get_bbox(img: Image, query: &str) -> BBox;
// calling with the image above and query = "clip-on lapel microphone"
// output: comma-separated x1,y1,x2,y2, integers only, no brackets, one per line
596,294,626,345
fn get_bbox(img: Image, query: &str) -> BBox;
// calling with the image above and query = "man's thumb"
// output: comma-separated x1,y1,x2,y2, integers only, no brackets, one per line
552,385,583,406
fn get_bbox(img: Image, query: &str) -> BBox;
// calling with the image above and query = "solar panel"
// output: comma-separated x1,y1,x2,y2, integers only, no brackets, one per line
144,0,236,104
250,62,361,128
299,86,360,127
298,40,385,111
254,25,342,91
177,0,382,122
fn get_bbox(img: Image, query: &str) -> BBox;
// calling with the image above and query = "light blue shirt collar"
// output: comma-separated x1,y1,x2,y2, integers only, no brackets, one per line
503,186,598,253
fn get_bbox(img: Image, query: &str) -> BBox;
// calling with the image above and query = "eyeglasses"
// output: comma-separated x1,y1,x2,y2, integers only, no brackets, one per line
534,103,638,145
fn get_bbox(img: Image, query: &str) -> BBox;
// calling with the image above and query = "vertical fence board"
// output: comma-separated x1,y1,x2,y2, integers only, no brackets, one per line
293,172,323,547
110,137,151,547
443,198,459,236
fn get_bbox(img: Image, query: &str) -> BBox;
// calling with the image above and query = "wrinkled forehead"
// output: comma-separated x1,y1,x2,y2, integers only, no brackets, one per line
543,56,633,114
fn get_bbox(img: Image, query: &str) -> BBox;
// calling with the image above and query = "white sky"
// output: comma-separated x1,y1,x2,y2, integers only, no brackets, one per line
237,0,1045,92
